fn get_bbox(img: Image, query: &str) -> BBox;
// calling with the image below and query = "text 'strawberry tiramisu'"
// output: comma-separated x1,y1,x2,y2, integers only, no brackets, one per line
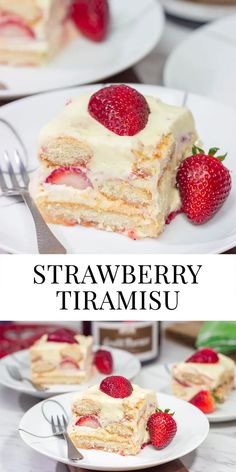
0,0,70,66
30,84,198,239
30,329,93,385
172,348,235,413
68,375,157,455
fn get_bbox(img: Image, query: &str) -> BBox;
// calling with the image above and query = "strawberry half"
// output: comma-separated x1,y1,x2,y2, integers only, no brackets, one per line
190,390,215,414
71,0,110,42
100,375,133,398
60,357,80,370
45,166,93,190
94,349,113,374
88,84,150,136
147,409,177,449
76,415,100,428
0,16,35,38
186,348,219,364
177,146,231,224
47,328,78,344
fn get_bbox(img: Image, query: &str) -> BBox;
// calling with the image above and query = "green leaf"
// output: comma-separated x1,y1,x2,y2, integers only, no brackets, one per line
217,153,227,162
208,147,219,156
192,145,204,155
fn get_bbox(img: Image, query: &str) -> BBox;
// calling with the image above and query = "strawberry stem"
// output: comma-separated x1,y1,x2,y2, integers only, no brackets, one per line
192,145,227,162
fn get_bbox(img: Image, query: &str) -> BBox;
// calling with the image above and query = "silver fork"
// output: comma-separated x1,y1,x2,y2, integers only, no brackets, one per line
6,364,48,392
51,414,83,462
0,150,67,253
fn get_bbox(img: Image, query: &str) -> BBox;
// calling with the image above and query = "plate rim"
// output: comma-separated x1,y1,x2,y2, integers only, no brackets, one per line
1,82,236,254
19,390,210,471
160,0,236,23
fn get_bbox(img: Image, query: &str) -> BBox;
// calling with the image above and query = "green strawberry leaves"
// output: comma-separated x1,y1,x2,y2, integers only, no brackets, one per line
192,145,227,162
156,407,175,416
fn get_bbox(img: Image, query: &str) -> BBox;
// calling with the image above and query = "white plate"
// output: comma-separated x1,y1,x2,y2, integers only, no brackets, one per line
159,0,236,23
164,15,236,109
150,363,236,423
19,391,209,470
0,347,140,398
0,0,164,99
1,83,236,254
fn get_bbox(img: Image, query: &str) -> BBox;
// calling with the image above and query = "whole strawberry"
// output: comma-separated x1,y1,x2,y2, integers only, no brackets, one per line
71,0,110,42
177,146,231,224
147,409,177,449
88,84,150,136
94,349,113,374
190,390,215,414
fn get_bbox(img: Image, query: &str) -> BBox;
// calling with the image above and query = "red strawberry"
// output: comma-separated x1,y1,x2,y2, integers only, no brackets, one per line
177,146,231,224
88,84,150,136
45,166,93,190
47,328,78,344
190,390,215,414
100,375,133,398
147,409,177,449
0,16,35,38
165,208,183,225
94,349,113,374
76,415,100,428
186,348,219,364
60,357,79,370
71,0,110,42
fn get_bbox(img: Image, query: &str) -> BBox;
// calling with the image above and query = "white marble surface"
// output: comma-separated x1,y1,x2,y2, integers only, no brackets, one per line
0,338,235,472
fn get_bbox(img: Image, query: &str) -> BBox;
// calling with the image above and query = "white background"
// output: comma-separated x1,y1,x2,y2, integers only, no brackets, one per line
0,254,235,319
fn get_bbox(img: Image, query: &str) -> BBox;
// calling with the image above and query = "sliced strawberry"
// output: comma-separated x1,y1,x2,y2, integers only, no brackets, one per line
47,328,78,344
190,390,215,414
60,357,80,370
76,415,100,428
45,166,93,190
165,208,183,225
0,16,35,38
94,349,113,375
186,348,219,364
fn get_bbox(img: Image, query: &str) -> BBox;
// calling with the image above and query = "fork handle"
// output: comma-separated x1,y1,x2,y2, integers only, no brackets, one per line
63,432,84,461
20,190,67,254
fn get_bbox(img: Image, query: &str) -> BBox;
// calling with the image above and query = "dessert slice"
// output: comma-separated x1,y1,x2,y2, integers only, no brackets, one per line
29,329,93,385
68,375,157,455
172,348,235,404
0,0,70,66
30,84,198,239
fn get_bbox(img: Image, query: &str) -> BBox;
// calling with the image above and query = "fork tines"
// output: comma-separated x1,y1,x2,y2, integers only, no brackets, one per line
0,150,29,194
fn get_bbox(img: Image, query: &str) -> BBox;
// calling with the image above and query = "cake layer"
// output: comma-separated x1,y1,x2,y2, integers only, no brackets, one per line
172,353,235,401
37,93,197,170
68,382,157,455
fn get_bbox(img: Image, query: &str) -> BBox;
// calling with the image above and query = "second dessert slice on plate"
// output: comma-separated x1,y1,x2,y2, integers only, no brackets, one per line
30,84,197,239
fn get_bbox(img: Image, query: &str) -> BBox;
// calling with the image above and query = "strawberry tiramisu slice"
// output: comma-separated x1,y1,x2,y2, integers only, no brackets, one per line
68,375,157,455
30,84,197,239
0,0,70,66
29,329,93,385
172,348,235,412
